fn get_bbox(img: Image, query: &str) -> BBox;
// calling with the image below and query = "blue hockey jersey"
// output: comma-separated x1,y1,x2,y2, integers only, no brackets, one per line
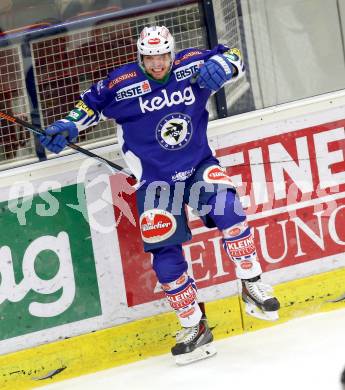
73,45,230,184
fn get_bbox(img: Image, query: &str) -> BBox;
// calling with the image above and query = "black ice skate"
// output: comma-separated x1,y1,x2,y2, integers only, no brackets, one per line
241,276,280,321
171,316,216,365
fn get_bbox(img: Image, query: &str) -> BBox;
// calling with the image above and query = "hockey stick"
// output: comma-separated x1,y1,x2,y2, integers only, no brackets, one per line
0,111,128,174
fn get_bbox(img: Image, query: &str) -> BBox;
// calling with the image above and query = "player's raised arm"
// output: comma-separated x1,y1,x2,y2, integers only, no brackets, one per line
196,48,245,91
39,80,112,154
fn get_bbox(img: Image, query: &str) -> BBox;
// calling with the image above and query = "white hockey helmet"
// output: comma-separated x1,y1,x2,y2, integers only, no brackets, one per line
137,26,175,66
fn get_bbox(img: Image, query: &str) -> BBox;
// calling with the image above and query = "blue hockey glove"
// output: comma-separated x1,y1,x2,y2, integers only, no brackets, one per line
197,54,233,91
39,120,78,154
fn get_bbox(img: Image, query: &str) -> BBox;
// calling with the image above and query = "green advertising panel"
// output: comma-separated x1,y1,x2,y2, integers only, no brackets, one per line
0,183,101,340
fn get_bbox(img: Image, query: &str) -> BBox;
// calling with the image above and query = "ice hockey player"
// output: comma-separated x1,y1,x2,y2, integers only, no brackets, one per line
38,25,280,365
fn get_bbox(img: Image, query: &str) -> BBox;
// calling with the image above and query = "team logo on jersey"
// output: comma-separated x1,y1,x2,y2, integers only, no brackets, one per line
203,165,236,187
116,80,151,101
156,113,193,150
140,209,176,243
174,60,204,81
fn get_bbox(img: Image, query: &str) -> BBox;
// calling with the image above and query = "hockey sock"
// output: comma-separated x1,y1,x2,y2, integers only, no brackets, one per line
161,272,202,327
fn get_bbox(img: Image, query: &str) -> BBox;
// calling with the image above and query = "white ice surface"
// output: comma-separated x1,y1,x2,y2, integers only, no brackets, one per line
42,308,345,390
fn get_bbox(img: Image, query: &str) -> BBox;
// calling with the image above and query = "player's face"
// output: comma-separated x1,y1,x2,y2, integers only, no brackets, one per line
142,53,171,80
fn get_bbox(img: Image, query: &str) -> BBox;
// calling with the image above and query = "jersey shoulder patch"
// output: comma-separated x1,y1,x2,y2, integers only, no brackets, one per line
107,63,141,90
173,48,208,82
107,63,152,102
173,48,207,67
173,44,230,69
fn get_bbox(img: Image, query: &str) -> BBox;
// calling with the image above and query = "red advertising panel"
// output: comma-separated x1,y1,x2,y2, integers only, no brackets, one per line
111,119,345,306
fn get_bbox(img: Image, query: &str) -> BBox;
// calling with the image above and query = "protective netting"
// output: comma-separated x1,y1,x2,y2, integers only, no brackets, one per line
213,0,250,114
0,1,246,165
0,45,33,163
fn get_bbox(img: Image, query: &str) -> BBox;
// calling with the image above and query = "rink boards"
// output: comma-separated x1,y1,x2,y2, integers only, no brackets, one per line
1,90,345,388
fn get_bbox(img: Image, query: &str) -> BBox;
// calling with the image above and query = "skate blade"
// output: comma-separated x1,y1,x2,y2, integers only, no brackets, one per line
175,343,217,366
245,302,279,321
